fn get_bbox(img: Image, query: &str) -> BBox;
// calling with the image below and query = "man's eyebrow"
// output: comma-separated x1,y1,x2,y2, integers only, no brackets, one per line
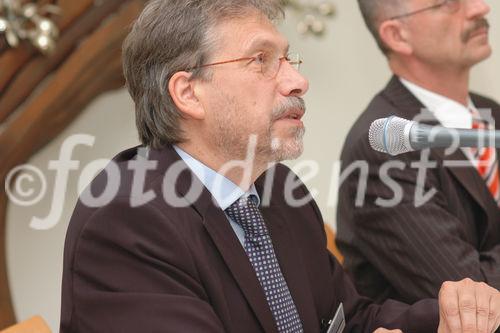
244,38,290,54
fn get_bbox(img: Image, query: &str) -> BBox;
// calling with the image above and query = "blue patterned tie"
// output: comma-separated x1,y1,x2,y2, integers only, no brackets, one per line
225,195,304,333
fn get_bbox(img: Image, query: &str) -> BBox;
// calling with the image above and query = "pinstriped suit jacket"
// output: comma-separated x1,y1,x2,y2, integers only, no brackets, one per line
336,76,500,304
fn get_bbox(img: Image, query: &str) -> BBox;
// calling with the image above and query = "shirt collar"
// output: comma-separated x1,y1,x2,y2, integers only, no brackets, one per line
399,77,475,129
173,145,260,210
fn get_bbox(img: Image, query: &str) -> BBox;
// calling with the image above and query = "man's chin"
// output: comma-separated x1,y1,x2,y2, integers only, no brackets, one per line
482,45,492,58
468,45,492,66
267,127,305,161
284,147,304,161
270,139,304,162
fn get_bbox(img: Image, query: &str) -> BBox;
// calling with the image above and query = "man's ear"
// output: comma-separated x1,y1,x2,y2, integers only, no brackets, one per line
379,20,413,56
168,71,205,120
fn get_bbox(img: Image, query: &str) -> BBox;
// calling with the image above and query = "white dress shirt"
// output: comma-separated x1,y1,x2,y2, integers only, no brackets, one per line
174,145,260,246
399,77,480,162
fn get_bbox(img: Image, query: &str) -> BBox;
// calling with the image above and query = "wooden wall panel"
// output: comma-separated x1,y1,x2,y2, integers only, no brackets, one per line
0,0,127,122
0,0,145,328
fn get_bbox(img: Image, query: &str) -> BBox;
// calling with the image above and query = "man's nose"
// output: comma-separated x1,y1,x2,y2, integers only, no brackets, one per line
465,0,491,19
277,61,309,97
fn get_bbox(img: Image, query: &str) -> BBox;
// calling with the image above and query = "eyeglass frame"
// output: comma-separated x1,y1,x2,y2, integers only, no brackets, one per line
187,53,303,79
386,0,460,21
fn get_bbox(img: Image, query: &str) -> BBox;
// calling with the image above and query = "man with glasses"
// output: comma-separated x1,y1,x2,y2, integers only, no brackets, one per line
60,0,500,332
338,0,500,305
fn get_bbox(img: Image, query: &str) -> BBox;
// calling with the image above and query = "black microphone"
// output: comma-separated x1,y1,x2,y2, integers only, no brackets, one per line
369,116,500,156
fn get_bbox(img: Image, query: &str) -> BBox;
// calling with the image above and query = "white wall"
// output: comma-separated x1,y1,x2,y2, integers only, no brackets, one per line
6,2,499,331
6,89,138,331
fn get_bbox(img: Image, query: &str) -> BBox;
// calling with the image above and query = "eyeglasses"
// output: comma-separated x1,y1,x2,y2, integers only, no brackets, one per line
189,52,303,79
387,0,461,20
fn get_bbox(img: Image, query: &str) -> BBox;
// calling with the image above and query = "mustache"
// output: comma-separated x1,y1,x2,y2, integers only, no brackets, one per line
462,18,489,42
271,97,306,121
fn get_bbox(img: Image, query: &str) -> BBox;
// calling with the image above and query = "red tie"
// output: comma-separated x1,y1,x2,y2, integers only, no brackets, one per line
470,108,500,204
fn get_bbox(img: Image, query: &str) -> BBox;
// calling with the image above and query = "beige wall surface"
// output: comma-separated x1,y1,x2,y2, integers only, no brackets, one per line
6,2,499,331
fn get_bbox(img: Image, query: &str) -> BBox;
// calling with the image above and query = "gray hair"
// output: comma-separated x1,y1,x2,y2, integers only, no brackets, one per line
123,0,284,148
357,0,406,55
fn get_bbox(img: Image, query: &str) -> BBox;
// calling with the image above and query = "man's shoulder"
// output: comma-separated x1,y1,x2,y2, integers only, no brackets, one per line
340,89,401,161
81,145,164,201
66,146,184,232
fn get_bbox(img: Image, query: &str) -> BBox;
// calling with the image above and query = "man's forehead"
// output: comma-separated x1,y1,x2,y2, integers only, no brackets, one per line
216,14,288,54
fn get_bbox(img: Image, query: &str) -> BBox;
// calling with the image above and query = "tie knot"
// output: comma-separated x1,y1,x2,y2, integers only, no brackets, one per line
225,195,268,237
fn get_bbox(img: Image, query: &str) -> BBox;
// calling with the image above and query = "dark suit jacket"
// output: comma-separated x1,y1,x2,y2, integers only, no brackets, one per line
337,76,500,304
60,144,438,332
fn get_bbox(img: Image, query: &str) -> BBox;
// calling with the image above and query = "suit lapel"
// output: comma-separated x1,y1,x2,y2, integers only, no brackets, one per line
196,164,319,332
260,206,320,333
470,94,500,247
255,168,320,332
149,146,278,332
202,202,278,333
383,77,498,247
431,148,493,214
435,148,497,249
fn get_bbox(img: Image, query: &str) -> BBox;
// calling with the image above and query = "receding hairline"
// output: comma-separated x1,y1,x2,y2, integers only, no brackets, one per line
383,1,409,21
357,0,409,55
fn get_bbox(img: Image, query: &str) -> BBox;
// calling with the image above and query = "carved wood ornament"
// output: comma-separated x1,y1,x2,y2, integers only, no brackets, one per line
0,0,146,327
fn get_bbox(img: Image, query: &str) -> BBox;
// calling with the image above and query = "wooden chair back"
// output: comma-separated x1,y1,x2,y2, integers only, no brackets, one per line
0,316,51,333
325,224,344,264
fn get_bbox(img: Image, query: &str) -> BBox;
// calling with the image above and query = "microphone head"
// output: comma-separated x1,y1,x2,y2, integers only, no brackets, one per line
368,116,414,155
